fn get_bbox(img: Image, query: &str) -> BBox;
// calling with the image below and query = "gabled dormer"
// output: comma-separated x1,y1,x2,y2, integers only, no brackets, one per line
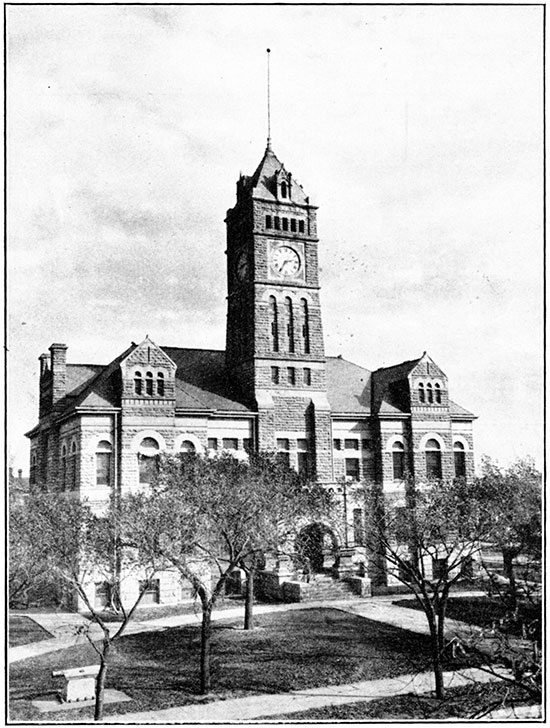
120,337,177,405
408,352,449,411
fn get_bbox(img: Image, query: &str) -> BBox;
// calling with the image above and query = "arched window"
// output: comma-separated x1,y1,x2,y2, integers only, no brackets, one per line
418,383,425,403
180,440,196,454
157,372,165,397
281,181,287,198
96,440,112,486
453,441,466,478
301,298,310,354
427,383,433,404
425,438,442,480
269,296,279,352
134,371,143,395
146,372,154,396
434,383,442,404
285,297,295,353
138,437,160,484
61,444,67,489
70,441,77,489
392,441,405,480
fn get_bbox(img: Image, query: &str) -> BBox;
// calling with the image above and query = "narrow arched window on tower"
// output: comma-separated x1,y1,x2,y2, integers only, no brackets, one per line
418,383,425,403
134,371,143,395
269,296,279,352
281,181,287,198
301,298,310,354
157,372,165,397
427,383,433,404
425,438,442,479
435,383,442,404
285,297,295,353
453,441,466,478
146,371,154,396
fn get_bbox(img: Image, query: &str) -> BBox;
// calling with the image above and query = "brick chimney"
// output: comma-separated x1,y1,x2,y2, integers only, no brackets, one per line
49,343,68,407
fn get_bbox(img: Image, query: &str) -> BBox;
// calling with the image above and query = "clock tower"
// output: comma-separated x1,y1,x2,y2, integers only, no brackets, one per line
225,142,333,481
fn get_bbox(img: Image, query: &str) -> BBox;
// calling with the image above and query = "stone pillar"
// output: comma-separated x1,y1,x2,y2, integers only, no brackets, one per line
333,547,356,579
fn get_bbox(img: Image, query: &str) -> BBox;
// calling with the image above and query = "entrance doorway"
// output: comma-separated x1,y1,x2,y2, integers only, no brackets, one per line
296,523,338,573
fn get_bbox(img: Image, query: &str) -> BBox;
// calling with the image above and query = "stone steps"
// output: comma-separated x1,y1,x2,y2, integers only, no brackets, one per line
299,575,357,601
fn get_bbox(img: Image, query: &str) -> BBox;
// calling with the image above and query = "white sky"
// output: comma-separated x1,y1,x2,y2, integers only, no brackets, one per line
7,5,543,474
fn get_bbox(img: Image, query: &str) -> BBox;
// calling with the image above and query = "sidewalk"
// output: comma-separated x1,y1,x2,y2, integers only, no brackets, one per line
103,667,506,723
9,592,483,664
9,600,349,663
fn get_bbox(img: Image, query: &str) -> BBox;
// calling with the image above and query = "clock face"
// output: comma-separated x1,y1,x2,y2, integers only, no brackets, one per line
271,246,301,277
236,251,249,281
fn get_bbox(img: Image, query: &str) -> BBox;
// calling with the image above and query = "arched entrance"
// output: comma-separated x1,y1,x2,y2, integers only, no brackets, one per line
295,523,338,573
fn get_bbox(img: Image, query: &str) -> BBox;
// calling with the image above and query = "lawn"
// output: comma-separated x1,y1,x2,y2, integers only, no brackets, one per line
9,616,53,648
81,594,245,623
10,607,466,722
393,596,541,639
262,682,537,720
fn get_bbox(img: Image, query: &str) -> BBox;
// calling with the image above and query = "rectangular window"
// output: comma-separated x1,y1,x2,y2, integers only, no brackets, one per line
94,582,111,609
282,217,288,231
398,560,414,582
287,367,296,385
304,368,311,386
207,438,218,450
362,439,372,451
243,438,253,453
222,438,238,450
432,558,448,581
271,366,279,384
392,452,405,480
96,452,111,486
139,455,158,484
274,216,280,230
277,439,290,467
298,220,305,233
139,578,160,605
344,439,359,450
290,218,297,232
297,440,310,477
345,458,360,481
454,451,466,478
353,508,365,546
333,439,342,451
265,215,272,229
426,452,442,479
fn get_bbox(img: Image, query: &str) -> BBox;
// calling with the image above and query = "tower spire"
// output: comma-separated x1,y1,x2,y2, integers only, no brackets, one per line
266,48,272,151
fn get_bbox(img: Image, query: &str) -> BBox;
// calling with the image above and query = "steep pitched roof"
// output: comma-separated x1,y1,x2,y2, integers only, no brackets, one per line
242,145,309,204
325,356,372,414
46,344,474,423
67,343,137,410
449,400,476,418
162,347,251,412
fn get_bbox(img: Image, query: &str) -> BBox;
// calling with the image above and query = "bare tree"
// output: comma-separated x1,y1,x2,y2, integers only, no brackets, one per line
476,456,541,610
24,491,159,721
364,477,490,699
125,451,331,694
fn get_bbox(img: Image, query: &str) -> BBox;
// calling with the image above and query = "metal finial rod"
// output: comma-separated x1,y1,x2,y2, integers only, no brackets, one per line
266,48,271,149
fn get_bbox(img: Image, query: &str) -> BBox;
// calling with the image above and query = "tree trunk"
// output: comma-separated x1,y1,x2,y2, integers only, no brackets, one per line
426,607,445,699
94,638,110,721
244,568,254,631
200,601,213,694
502,548,517,611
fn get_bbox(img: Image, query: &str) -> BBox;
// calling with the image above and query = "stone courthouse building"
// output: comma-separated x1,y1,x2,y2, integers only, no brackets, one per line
26,140,476,606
